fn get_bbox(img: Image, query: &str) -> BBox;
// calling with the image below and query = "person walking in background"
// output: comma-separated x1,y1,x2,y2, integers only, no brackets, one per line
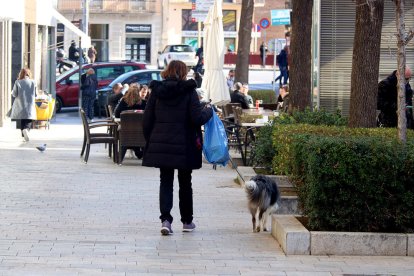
10,68,37,142
143,60,213,235
226,69,235,91
193,72,203,88
88,45,97,63
194,45,203,73
377,66,413,128
81,68,98,121
259,41,268,68
275,46,289,85
68,40,79,63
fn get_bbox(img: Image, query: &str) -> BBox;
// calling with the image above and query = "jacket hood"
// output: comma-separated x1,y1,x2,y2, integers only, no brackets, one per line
149,79,197,102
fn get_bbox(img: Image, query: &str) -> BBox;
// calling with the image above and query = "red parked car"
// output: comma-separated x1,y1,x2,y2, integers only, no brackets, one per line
55,61,146,112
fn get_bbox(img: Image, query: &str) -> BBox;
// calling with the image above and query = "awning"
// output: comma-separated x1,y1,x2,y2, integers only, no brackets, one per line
51,9,91,48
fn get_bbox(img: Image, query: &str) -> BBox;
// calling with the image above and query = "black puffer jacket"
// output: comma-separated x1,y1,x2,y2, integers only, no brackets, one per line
142,78,213,169
377,70,413,127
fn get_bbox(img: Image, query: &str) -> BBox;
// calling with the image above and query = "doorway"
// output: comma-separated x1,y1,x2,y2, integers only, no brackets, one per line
125,37,151,63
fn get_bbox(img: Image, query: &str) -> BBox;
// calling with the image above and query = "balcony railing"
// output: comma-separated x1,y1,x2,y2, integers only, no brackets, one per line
57,0,156,14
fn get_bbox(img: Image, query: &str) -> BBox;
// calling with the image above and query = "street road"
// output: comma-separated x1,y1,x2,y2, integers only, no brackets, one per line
223,68,276,91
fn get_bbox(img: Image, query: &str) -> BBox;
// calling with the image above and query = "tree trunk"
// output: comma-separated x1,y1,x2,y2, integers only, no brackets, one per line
349,0,384,128
395,0,409,143
235,0,254,84
289,0,313,112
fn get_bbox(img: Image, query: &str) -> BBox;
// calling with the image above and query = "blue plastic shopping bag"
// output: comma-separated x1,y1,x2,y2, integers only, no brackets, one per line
203,111,230,166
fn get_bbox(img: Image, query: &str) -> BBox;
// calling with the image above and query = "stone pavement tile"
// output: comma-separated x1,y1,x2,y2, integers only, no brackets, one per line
285,273,332,276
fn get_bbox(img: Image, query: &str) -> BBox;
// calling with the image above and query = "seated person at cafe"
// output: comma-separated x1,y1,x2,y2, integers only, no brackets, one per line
242,83,254,108
108,83,123,110
114,83,146,161
139,84,149,101
114,83,146,118
230,82,250,109
277,84,290,112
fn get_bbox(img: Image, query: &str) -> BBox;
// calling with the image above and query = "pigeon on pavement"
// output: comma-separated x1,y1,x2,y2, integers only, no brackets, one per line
36,144,47,152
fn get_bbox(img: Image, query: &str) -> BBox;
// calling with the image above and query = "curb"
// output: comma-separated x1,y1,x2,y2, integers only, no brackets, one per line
272,215,414,256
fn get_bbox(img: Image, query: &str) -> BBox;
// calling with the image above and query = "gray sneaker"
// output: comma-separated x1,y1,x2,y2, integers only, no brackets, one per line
183,222,196,232
22,129,29,142
161,221,173,235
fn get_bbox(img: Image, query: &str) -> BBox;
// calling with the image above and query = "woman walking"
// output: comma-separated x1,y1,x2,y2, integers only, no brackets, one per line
10,68,37,142
142,60,213,235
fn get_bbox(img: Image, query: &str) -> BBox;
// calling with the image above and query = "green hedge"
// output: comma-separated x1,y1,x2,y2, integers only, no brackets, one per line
251,109,347,172
272,124,414,175
248,90,276,103
291,135,414,233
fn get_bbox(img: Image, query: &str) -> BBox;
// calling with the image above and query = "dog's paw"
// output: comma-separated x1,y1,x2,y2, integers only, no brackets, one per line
255,226,261,233
263,228,268,232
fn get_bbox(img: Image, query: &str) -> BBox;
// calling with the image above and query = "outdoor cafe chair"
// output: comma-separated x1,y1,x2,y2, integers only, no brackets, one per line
117,110,146,165
80,109,118,164
222,103,241,120
232,106,261,166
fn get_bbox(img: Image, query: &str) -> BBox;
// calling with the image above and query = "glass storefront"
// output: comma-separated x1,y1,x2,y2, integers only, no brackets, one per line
90,24,109,62
125,37,151,63
125,24,152,63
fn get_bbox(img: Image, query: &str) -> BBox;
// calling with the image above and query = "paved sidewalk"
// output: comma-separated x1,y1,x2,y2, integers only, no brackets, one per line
0,111,413,275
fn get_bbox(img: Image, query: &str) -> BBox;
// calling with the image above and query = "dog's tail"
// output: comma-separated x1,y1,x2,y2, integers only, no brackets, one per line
244,179,260,201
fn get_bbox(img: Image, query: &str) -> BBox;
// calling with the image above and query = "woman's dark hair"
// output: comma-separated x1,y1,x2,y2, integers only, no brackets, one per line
161,60,188,81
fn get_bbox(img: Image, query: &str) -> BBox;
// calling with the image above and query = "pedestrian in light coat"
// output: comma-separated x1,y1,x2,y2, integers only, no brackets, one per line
10,68,37,142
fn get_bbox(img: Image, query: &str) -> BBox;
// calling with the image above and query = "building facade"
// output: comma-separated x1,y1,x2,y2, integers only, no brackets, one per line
313,0,414,115
252,0,291,54
56,0,244,65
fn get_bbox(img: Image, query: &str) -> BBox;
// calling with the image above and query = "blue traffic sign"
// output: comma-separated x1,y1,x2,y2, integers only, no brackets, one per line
259,18,270,29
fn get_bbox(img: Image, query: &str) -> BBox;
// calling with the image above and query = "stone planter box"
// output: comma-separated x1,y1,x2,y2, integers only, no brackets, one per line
272,215,414,256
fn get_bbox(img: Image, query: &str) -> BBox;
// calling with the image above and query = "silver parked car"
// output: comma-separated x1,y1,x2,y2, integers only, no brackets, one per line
157,44,198,69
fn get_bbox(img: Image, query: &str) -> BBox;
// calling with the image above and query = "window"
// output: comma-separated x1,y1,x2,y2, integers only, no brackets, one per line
126,72,160,85
182,9,199,31
169,45,194,53
67,73,79,84
95,66,125,81
223,10,236,31
183,9,234,31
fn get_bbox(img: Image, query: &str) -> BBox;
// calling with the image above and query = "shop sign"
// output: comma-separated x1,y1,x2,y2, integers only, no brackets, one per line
57,23,65,33
195,0,214,11
125,24,152,33
271,9,291,25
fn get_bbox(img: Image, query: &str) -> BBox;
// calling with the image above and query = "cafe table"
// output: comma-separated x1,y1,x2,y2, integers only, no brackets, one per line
240,108,277,124
236,108,277,165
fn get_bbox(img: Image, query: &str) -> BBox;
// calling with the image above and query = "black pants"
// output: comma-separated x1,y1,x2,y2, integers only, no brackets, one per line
159,168,193,224
82,95,95,120
20,119,32,136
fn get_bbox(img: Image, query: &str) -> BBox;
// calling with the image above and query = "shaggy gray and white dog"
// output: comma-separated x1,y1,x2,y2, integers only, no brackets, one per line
244,175,280,232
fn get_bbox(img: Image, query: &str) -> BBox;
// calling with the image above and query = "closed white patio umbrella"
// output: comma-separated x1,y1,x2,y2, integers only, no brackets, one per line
201,0,230,105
